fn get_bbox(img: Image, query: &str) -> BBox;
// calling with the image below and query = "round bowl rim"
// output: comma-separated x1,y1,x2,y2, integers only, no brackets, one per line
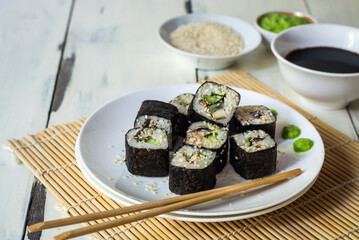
271,23,359,77
157,12,261,60
255,10,318,36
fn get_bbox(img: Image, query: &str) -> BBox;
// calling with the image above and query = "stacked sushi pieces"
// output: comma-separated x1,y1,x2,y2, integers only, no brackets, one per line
184,121,229,173
125,81,278,195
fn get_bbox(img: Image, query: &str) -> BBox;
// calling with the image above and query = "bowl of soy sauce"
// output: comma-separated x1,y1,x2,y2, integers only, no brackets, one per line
271,23,359,110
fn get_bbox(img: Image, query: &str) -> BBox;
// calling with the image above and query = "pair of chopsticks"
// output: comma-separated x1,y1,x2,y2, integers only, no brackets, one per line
28,168,302,240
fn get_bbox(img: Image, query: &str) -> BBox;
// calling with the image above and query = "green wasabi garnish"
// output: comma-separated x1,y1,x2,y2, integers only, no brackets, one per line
203,92,224,105
293,138,314,152
145,137,157,144
260,13,310,33
281,124,301,139
270,108,277,117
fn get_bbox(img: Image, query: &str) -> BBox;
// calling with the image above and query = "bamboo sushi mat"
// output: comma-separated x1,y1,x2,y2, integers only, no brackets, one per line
6,70,359,240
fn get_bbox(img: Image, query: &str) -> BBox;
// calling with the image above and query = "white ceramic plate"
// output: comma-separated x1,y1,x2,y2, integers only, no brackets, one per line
76,146,317,222
76,84,324,217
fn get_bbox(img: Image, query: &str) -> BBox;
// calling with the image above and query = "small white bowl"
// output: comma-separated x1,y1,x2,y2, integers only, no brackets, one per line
158,13,261,70
255,11,317,47
271,23,359,110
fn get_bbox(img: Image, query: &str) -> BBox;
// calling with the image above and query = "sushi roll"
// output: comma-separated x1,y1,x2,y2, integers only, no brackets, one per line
230,130,277,179
135,100,180,149
231,105,276,138
184,121,228,173
169,145,216,195
125,127,169,177
169,93,194,137
188,81,240,127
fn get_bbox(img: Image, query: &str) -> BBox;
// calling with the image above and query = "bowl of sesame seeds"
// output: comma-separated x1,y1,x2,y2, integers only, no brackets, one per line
158,13,261,70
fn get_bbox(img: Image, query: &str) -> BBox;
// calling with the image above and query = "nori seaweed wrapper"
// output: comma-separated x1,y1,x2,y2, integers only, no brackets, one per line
125,129,169,177
230,137,277,179
188,81,240,127
135,100,181,143
178,113,190,137
212,140,228,173
169,161,216,195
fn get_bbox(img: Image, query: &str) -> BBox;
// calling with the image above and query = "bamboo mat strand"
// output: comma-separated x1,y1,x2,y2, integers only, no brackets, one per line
6,71,359,240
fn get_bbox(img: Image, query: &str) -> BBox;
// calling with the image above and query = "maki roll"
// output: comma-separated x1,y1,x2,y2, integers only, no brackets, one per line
184,121,228,173
231,105,276,138
169,93,194,137
125,127,169,177
169,145,216,195
230,130,277,179
135,100,180,149
188,81,240,127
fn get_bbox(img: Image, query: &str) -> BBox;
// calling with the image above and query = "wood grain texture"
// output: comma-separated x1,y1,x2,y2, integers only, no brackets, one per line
0,1,72,239
191,0,309,22
26,181,47,240
305,0,359,27
48,0,196,126
50,53,76,113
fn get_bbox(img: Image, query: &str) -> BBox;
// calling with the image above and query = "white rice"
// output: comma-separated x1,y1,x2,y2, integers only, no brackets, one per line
185,121,228,149
235,105,275,125
135,115,173,148
171,145,215,169
127,128,168,149
193,82,240,125
233,130,275,153
169,93,194,115
170,22,244,56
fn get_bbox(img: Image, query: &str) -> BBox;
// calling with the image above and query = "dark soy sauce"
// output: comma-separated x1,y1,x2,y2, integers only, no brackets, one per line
285,47,359,74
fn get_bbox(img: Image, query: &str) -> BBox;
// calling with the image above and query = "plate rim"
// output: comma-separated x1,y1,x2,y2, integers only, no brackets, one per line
76,144,319,222
76,83,325,216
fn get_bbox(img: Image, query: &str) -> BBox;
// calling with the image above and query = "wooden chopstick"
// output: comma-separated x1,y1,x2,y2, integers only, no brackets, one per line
28,179,226,232
30,168,301,240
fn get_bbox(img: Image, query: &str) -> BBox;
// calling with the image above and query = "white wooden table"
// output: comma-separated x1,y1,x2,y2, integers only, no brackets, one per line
1,0,358,239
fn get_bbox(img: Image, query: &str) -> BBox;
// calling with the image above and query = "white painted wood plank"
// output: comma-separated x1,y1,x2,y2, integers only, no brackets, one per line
193,0,359,139
348,101,359,138
191,0,310,22
0,1,72,239
306,0,359,27
39,192,84,240
42,1,192,239
49,0,195,126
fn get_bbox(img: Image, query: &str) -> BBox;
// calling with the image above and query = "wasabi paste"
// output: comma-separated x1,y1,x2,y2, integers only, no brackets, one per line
293,138,314,152
281,124,301,139
260,13,310,33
